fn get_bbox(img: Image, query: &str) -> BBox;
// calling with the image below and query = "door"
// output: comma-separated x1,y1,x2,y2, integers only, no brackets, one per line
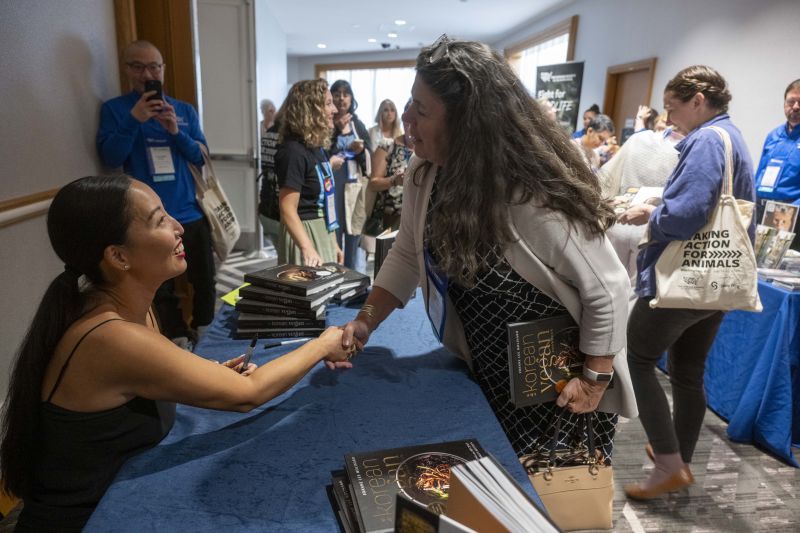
195,0,261,254
603,58,657,144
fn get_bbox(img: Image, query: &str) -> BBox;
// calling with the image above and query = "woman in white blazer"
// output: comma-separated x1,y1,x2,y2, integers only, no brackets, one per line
338,36,636,465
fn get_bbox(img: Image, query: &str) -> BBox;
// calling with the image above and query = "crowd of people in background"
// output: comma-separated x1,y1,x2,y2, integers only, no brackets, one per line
2,29,799,529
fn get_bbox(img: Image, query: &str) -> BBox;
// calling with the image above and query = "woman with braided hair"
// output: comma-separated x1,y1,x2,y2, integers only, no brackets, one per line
0,176,351,530
619,65,755,499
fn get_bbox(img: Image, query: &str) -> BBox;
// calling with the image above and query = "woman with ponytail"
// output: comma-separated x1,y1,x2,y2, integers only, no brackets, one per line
0,176,351,531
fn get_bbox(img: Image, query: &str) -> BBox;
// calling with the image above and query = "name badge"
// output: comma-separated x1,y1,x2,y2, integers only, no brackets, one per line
316,153,339,232
147,146,176,182
758,158,783,192
424,248,448,342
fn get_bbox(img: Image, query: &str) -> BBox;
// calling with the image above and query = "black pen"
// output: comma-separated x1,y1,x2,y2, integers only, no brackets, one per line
239,334,258,373
263,337,311,350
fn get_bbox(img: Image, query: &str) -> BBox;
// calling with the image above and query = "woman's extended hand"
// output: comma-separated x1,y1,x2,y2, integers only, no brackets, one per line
329,154,345,171
316,327,352,364
334,112,352,132
221,355,257,376
301,246,323,267
555,377,609,413
348,139,365,154
635,105,651,131
618,203,655,225
324,319,370,370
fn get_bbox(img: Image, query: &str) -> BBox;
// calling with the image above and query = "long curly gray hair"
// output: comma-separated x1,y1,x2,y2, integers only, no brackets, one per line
413,36,614,286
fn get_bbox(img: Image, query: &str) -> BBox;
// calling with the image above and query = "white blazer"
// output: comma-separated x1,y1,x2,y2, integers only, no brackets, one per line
374,156,638,418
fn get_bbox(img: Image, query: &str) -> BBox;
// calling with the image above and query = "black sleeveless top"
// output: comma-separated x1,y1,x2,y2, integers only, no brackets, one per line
16,319,176,532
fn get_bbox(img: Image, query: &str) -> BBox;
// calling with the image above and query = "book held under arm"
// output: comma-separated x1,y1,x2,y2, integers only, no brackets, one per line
507,314,594,408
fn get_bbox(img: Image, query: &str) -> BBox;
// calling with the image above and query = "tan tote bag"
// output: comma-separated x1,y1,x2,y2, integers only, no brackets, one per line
188,144,241,262
649,126,762,312
530,410,613,531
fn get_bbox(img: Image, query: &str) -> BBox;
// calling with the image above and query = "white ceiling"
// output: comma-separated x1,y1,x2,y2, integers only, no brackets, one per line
265,0,570,56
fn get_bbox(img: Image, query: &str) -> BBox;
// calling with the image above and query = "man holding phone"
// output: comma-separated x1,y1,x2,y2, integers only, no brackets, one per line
97,40,216,349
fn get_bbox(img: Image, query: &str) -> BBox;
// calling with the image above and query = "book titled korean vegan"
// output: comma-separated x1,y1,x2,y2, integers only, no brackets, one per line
507,314,585,408
343,439,485,533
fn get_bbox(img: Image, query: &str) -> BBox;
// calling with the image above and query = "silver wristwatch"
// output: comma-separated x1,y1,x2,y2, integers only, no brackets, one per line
582,367,614,382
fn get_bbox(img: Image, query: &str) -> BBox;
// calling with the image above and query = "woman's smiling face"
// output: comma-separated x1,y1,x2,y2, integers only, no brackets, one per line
402,76,448,166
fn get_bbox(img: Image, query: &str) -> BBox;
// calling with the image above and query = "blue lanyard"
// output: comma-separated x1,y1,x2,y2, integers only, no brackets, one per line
315,149,339,231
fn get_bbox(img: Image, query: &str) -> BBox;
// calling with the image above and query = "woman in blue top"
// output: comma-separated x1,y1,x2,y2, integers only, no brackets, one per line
618,65,755,500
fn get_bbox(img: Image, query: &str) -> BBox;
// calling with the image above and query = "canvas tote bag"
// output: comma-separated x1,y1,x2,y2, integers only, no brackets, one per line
188,144,241,262
529,410,613,531
343,123,375,235
649,126,761,312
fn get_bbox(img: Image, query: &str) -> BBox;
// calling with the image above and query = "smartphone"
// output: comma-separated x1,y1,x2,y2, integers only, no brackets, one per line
144,79,163,102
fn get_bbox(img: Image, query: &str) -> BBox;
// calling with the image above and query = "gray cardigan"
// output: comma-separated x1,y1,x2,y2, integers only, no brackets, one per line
374,157,638,418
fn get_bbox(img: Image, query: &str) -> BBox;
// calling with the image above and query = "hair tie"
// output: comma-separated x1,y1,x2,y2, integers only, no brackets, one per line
63,264,82,278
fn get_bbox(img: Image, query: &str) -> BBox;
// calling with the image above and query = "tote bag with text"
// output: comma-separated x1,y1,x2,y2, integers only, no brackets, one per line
189,144,241,262
649,126,761,312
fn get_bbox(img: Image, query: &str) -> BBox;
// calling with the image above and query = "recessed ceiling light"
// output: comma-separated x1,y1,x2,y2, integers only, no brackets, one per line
316,43,327,49
367,38,377,43
394,19,407,26
387,32,398,38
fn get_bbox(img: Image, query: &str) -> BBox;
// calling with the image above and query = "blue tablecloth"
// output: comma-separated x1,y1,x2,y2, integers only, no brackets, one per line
704,280,800,466
86,290,540,531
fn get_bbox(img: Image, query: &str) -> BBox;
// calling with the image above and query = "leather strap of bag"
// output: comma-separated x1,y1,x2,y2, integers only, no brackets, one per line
543,408,600,478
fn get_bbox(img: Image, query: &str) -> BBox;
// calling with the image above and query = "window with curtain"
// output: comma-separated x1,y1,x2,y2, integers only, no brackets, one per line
505,15,578,94
317,62,416,131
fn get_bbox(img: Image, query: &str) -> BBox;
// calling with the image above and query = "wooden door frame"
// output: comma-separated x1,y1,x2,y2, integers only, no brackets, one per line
602,57,657,118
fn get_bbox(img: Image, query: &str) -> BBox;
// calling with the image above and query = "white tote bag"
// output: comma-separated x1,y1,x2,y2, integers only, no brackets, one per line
188,144,241,262
649,126,761,312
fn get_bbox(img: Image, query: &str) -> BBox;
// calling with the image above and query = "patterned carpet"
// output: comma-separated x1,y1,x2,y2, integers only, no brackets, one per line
609,372,800,532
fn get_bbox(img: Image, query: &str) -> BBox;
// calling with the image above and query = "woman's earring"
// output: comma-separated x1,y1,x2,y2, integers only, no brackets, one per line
124,265,130,271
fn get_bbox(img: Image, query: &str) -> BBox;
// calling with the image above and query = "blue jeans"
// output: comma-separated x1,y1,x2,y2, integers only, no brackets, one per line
336,228,366,273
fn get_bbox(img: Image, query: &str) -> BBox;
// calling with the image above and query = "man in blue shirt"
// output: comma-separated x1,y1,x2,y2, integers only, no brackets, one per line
97,40,215,346
754,79,800,249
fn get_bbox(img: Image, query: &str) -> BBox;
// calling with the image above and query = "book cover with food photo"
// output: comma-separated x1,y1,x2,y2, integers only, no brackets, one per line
244,264,344,296
343,439,486,533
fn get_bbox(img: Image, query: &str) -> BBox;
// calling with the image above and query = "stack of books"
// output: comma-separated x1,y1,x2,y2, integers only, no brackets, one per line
757,267,800,292
234,264,345,339
328,439,557,533
328,263,371,305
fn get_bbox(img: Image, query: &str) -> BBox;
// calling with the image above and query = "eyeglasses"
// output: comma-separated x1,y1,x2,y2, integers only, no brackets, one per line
785,99,800,108
428,34,452,64
126,62,163,74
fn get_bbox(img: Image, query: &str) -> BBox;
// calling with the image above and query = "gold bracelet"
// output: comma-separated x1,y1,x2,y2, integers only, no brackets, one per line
358,304,377,321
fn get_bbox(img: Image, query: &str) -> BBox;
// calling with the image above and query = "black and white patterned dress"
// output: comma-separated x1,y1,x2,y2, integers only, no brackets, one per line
425,178,617,466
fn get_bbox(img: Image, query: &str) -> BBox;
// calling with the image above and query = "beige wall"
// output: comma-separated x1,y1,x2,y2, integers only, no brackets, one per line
0,1,119,397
